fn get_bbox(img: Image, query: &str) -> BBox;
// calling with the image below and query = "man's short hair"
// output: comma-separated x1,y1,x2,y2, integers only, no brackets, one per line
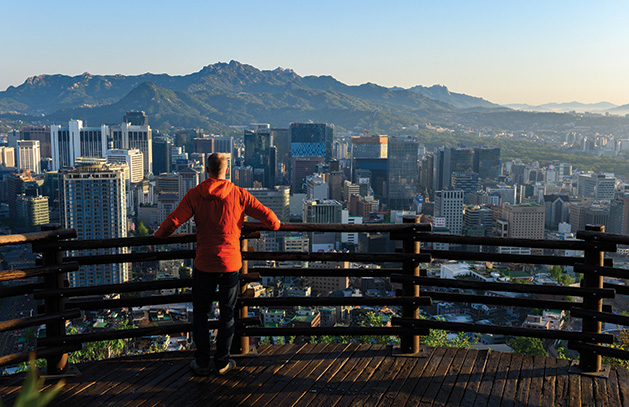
207,152,228,175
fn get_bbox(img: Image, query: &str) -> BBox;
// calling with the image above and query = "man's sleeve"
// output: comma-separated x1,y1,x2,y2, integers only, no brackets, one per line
242,190,281,230
154,192,195,238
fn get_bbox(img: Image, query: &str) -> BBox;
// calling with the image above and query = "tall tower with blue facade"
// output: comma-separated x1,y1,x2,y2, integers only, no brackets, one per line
290,123,333,193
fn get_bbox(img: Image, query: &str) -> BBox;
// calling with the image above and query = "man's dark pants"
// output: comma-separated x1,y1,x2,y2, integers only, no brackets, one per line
192,268,239,369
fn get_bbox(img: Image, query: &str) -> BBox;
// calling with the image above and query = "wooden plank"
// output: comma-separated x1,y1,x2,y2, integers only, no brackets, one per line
553,359,572,407
378,348,435,407
513,355,534,407
527,355,546,406
261,343,353,407
605,368,622,407
432,348,468,407
474,348,502,407
348,351,403,407
292,344,373,407
498,353,524,407
446,349,480,407
197,343,300,407
329,345,390,407
150,347,280,407
402,346,448,407
487,352,512,407
540,356,557,407
247,343,331,407
372,354,420,407
580,375,594,407
617,367,629,407
419,347,459,405
459,349,489,407
593,374,611,407
567,367,581,407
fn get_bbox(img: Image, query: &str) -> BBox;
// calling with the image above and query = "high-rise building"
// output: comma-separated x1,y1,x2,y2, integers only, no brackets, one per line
20,126,52,158
106,149,144,183
178,167,200,199
246,186,290,222
110,120,152,177
473,147,501,182
0,146,15,168
305,174,329,201
608,195,629,235
60,160,128,287
387,136,418,210
302,199,342,224
152,137,173,175
291,157,324,193
17,140,41,174
451,172,480,202
16,194,49,232
577,173,616,200
502,203,545,239
123,111,149,126
463,205,494,237
352,135,388,159
51,120,109,170
543,194,570,230
290,123,333,192
244,126,277,188
434,189,464,235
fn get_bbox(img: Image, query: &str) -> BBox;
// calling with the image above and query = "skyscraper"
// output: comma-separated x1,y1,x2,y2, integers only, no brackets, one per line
290,123,333,192
387,136,419,210
110,120,152,177
51,120,109,170
106,149,144,184
20,126,52,158
152,137,173,175
244,126,277,188
434,189,464,235
246,186,290,222
60,160,128,287
473,147,501,182
16,194,49,233
17,140,41,174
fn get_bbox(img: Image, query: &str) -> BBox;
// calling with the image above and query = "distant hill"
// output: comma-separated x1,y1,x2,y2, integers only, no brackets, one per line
406,84,502,109
0,61,493,132
504,101,618,113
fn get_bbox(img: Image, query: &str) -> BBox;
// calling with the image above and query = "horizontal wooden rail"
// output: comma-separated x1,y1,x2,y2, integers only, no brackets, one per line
0,344,83,368
66,293,193,311
37,318,261,347
35,279,193,299
242,327,421,337
568,341,629,361
0,262,79,283
422,290,580,311
251,267,403,277
577,230,629,246
239,296,431,307
391,274,615,298
244,252,431,263
0,308,81,333
65,250,196,266
392,317,613,344
604,283,629,296
265,222,432,234
0,283,43,299
423,249,581,266
0,228,76,247
399,232,615,252
575,263,629,279
33,233,197,252
571,308,629,327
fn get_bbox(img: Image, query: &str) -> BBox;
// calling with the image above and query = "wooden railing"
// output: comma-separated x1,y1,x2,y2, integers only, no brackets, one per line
1,220,629,376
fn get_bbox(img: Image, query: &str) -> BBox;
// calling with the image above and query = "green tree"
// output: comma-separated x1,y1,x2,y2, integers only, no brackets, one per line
136,221,149,237
508,337,548,357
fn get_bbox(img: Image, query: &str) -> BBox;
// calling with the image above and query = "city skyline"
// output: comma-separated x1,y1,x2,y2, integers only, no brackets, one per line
1,1,628,106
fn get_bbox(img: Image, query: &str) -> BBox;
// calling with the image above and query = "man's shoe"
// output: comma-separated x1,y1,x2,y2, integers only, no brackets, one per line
190,360,211,376
217,359,236,375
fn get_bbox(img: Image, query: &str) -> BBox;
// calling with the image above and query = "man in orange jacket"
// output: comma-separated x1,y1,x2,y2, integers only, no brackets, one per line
155,152,280,376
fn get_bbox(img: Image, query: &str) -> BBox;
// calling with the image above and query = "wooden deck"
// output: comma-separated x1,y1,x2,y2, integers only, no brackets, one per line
1,344,629,406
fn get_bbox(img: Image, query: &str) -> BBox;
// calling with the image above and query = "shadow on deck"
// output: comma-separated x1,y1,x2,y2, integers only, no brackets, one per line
2,344,629,407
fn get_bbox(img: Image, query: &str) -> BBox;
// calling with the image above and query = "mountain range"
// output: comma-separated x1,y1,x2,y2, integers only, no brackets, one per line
0,60,627,134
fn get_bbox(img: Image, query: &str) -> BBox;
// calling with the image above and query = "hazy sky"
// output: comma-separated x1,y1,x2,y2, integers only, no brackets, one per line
2,1,628,106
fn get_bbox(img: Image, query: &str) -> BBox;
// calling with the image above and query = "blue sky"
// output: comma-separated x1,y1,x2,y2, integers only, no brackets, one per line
2,1,628,105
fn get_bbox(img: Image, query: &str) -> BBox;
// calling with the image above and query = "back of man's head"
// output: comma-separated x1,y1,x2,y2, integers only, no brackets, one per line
207,152,228,177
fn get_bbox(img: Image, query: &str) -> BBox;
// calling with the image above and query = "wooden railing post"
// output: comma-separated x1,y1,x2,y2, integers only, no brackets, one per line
41,224,68,375
400,216,421,354
580,224,604,373
232,236,250,355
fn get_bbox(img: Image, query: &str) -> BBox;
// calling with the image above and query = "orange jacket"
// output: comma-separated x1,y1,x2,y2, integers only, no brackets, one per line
154,178,281,272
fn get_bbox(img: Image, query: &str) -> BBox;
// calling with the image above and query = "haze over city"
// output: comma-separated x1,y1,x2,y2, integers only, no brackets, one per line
2,1,628,106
